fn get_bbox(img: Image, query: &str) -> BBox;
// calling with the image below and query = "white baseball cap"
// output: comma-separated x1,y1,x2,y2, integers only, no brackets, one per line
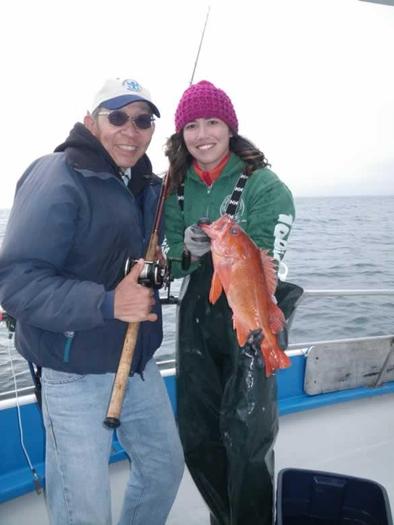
91,78,160,117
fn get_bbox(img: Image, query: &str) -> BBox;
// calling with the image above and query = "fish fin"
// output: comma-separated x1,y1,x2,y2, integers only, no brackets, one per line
269,302,286,333
259,250,278,297
209,271,223,304
261,337,291,377
234,317,249,347
215,262,233,291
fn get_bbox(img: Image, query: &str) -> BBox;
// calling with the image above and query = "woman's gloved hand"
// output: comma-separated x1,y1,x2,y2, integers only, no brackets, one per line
184,223,211,258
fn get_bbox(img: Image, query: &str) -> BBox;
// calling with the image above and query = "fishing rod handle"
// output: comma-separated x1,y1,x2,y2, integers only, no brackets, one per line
103,321,140,428
104,176,167,429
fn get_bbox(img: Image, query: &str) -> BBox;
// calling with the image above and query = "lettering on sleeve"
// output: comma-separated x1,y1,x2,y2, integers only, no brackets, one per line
273,214,294,261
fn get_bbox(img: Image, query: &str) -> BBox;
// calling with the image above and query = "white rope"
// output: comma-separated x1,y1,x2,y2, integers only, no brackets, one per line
6,335,42,494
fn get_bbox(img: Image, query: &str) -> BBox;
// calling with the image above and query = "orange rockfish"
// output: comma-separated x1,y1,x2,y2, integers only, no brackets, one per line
200,214,291,377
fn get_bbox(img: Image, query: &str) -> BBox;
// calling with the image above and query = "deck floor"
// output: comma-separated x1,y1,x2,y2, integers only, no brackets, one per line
1,392,393,524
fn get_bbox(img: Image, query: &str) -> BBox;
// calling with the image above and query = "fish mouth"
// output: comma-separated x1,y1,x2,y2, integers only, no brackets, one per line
199,223,223,243
199,222,215,238
200,214,232,240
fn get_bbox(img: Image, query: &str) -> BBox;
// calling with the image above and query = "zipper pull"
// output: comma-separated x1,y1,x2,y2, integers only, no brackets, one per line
63,331,75,363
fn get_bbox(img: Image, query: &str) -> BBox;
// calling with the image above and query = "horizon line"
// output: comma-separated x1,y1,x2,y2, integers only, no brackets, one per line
1,193,394,212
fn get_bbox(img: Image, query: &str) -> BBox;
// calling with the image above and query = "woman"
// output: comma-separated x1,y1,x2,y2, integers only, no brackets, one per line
164,80,295,525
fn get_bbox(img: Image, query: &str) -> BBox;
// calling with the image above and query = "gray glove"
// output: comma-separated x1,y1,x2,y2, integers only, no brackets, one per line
184,224,211,258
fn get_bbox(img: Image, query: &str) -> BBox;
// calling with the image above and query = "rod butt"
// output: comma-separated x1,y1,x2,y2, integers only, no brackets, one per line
103,417,121,429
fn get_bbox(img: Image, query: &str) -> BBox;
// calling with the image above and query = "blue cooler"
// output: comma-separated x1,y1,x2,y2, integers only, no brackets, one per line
276,468,393,525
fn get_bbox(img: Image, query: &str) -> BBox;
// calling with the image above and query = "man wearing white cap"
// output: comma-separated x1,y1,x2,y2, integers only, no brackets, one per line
0,78,184,524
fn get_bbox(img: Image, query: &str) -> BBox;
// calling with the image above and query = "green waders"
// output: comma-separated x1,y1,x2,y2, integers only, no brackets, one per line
176,258,279,525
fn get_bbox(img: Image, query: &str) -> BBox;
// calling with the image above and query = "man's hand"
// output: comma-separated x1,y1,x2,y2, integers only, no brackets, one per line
184,224,211,259
114,259,157,322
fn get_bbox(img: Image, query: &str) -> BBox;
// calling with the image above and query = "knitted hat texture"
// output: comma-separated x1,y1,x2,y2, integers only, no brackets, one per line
175,80,238,133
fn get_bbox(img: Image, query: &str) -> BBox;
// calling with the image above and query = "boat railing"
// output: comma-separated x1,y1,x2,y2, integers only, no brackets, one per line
1,287,394,410
303,288,394,297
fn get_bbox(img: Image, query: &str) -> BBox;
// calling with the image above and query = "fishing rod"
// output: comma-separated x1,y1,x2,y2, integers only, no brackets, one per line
103,173,170,429
189,6,211,85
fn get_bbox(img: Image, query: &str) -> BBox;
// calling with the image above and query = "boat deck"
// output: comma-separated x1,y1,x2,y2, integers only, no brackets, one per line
1,392,393,524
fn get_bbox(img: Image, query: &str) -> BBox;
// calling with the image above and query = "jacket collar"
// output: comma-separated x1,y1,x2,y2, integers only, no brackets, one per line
189,153,244,183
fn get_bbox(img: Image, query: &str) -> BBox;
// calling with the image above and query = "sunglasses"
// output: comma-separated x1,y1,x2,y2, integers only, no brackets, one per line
97,110,155,130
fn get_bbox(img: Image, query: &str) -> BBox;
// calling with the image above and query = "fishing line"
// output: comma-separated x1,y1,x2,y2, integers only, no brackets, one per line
6,334,43,494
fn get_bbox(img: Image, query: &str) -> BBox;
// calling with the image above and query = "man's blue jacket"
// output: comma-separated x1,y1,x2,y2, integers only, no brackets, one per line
0,123,163,375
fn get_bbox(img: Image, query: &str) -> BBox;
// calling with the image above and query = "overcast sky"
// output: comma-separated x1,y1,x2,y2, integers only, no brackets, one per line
1,0,393,208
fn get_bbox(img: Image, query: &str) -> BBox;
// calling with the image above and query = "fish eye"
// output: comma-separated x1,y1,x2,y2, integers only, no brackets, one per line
230,226,239,235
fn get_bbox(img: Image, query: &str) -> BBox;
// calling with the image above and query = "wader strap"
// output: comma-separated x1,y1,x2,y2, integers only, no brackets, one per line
224,173,248,218
177,183,185,211
177,172,249,216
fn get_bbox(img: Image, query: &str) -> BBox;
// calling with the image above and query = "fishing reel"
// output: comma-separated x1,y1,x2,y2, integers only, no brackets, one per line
124,258,167,289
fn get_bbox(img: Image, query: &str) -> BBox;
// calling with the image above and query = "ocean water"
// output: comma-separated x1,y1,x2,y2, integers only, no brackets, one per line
1,195,393,397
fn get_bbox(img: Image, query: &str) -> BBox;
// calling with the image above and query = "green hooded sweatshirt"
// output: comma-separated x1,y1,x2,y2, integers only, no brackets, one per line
164,153,295,278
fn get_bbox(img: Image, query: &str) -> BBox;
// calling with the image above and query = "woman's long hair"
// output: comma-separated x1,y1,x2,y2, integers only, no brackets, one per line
164,132,270,192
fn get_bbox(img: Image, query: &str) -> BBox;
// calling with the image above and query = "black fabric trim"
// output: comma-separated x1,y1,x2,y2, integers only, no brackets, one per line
225,173,248,218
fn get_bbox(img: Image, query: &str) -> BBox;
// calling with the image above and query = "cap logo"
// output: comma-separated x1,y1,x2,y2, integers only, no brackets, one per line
123,79,142,93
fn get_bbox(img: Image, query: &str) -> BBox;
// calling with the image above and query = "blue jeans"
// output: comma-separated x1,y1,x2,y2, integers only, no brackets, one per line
41,359,184,525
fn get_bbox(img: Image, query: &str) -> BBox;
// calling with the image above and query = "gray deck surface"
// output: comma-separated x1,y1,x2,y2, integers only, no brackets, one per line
1,392,393,524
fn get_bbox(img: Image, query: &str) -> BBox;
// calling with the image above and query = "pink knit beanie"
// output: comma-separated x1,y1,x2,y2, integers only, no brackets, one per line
175,80,238,133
